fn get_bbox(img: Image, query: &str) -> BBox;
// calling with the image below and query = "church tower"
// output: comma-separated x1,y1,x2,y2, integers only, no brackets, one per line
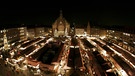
52,10,70,37
3,29,10,50
87,21,90,35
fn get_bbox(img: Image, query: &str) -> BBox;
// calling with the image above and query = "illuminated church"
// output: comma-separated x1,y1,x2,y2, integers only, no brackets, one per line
52,10,70,37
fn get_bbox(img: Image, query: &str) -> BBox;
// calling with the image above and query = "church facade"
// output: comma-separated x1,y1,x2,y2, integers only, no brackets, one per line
52,10,70,37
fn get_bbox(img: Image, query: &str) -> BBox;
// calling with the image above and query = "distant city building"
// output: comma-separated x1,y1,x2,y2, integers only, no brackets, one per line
52,10,70,37
19,27,27,40
75,28,85,36
27,28,35,39
74,24,86,36
0,27,27,47
44,27,52,36
27,26,53,39
35,27,45,37
90,27,107,37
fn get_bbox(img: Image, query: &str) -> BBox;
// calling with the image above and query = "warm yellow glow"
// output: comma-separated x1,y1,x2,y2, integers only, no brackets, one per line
120,69,128,76
102,50,108,57
100,36,106,39
54,64,59,70
106,69,113,72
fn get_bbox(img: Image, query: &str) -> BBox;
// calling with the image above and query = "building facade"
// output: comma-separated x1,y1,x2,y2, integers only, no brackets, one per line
90,27,107,38
27,28,35,39
35,27,45,37
0,27,27,47
19,27,27,40
52,10,70,37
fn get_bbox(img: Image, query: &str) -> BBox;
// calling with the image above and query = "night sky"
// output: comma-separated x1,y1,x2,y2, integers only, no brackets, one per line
0,2,135,28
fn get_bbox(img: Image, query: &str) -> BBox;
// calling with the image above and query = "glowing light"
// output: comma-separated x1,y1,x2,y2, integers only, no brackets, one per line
120,69,128,76
58,74,62,76
133,42,135,44
123,41,128,44
54,64,59,70
75,46,79,48
70,46,74,48
114,37,117,39
106,69,113,72
20,47,25,50
25,48,39,57
102,50,108,57
46,37,53,44
100,36,106,39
